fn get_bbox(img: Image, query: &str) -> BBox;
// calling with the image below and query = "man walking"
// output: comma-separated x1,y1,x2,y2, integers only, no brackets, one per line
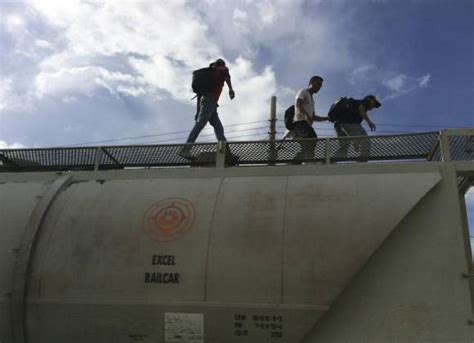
332,94,381,160
293,75,329,161
179,59,235,158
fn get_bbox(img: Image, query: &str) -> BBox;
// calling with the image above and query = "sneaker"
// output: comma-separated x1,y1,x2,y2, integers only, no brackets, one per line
177,147,193,160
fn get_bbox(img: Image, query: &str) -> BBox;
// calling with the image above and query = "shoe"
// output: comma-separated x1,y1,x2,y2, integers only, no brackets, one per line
177,148,193,160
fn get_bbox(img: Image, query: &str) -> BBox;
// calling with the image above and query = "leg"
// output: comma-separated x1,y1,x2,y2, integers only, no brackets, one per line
292,121,317,162
349,124,369,161
209,110,237,164
304,126,318,159
334,124,350,159
208,110,227,142
179,96,217,159
335,123,369,161
186,96,218,143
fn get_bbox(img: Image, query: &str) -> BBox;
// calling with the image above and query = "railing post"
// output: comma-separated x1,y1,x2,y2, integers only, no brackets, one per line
439,130,452,162
325,138,331,164
216,141,226,168
269,96,277,165
94,147,103,171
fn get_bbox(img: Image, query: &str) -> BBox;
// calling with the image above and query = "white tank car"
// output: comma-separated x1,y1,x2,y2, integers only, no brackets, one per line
0,148,473,342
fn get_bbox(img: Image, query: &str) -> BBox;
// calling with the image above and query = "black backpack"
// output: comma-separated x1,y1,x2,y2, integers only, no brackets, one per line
284,105,295,131
191,67,215,95
328,97,358,122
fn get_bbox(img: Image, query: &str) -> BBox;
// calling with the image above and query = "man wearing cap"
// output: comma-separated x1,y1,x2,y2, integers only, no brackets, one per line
179,58,235,159
333,94,381,160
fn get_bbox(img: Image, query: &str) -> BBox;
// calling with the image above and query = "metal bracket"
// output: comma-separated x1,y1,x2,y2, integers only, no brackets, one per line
94,146,103,171
461,273,474,279
216,141,226,168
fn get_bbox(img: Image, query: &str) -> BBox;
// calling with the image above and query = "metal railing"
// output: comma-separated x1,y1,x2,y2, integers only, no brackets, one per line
0,129,472,172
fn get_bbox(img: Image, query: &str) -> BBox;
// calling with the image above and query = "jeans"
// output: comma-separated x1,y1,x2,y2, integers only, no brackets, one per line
292,120,318,160
186,96,226,143
334,123,370,160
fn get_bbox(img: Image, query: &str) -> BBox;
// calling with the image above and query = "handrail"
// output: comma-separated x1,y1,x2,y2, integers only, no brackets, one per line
0,129,472,172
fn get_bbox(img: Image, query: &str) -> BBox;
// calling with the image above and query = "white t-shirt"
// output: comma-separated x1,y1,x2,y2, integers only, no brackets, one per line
294,88,314,123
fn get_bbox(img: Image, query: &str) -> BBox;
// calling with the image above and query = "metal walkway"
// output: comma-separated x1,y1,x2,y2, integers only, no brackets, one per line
0,129,472,172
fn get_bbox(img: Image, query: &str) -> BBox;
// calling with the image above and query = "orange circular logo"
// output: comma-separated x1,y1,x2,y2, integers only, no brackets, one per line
141,198,196,243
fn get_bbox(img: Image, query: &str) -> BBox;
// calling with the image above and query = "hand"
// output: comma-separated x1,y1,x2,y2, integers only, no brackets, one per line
368,121,376,131
229,89,235,99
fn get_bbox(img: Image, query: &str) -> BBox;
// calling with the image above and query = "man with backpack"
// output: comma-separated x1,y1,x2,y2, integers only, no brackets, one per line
291,75,330,162
329,95,381,160
179,58,235,158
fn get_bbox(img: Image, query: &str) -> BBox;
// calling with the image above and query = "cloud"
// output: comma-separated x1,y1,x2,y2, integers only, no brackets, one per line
418,74,431,87
30,1,268,99
26,0,282,124
1,0,442,147
383,74,407,93
348,65,377,85
5,14,27,33
35,66,146,99
219,57,277,125
382,73,431,99
256,0,278,25
0,140,26,149
35,39,54,50
0,79,26,111
347,62,432,101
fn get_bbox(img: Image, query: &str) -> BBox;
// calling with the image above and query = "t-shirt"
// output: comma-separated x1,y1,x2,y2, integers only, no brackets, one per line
294,89,314,124
207,65,229,102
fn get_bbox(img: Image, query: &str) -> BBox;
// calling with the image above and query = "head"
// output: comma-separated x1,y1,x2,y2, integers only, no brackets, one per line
211,58,226,68
363,95,382,110
308,75,324,94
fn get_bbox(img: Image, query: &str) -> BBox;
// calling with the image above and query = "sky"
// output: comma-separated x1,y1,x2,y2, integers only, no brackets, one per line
0,1,473,252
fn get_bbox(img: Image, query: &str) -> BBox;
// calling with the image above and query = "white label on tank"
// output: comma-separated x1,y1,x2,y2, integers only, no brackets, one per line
165,312,204,342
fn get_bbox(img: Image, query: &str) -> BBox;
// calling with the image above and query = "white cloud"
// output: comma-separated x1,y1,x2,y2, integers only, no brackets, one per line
233,8,249,32
257,0,278,24
219,57,277,125
383,74,407,93
0,140,26,149
0,79,24,111
5,14,26,32
30,0,83,27
382,72,431,100
418,74,431,87
29,0,281,118
346,63,432,101
348,65,377,85
35,39,54,50
35,66,145,99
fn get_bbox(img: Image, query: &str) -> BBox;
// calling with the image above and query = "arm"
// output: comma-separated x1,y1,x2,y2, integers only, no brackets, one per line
358,104,376,131
225,74,235,99
313,114,330,122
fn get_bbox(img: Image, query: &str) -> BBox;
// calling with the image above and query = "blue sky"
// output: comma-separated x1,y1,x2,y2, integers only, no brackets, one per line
0,1,473,252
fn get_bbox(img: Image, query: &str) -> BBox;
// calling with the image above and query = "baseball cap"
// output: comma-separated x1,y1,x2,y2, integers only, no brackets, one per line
365,95,381,108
